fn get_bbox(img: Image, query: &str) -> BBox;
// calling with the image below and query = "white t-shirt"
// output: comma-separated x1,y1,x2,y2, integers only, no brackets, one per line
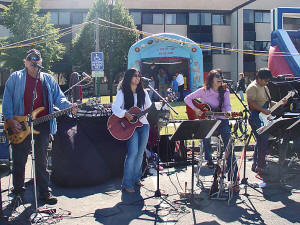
112,89,152,124
176,74,184,86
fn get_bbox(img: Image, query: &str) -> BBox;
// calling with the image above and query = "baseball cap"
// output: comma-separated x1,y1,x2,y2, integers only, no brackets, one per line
26,49,41,59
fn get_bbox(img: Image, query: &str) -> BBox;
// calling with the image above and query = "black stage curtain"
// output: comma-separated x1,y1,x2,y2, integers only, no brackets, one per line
51,116,126,187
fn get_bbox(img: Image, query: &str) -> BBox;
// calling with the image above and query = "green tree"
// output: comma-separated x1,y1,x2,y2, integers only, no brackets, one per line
0,0,65,72
72,0,139,92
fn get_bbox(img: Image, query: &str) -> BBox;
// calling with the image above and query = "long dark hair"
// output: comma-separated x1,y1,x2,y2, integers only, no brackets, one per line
205,69,226,112
120,68,145,110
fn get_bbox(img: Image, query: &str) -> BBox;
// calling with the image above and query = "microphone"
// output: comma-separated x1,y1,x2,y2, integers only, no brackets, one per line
141,77,152,82
32,62,44,69
222,79,234,83
82,72,92,79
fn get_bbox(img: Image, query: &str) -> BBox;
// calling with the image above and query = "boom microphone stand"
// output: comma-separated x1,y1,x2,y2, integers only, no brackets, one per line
141,78,178,209
225,82,262,195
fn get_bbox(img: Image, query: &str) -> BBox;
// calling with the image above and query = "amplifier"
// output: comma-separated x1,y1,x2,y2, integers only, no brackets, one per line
0,122,9,162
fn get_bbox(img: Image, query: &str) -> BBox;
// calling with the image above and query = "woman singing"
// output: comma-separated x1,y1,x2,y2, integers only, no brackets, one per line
112,68,152,193
184,69,237,181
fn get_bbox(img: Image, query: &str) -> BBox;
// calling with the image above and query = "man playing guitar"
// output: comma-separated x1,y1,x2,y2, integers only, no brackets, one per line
185,69,238,183
246,68,287,175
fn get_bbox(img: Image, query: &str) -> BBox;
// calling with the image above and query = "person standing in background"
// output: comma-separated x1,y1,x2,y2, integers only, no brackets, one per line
176,71,184,101
171,75,179,99
158,68,168,98
237,72,246,101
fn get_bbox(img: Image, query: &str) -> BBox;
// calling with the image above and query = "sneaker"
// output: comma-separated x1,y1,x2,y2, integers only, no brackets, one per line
39,193,57,205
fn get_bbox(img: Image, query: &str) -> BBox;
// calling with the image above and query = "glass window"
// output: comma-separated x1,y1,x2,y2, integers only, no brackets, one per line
255,41,270,51
244,9,254,23
83,13,87,22
72,12,83,24
244,41,255,50
49,11,58,25
255,12,263,23
263,12,270,23
200,42,212,55
166,14,176,25
130,12,141,25
223,43,231,54
177,14,187,25
153,14,163,24
200,13,211,25
59,12,71,25
189,13,200,25
142,13,153,24
212,14,225,25
212,42,222,54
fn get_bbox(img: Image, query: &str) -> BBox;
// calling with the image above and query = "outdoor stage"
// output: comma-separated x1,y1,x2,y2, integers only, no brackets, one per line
0,149,299,225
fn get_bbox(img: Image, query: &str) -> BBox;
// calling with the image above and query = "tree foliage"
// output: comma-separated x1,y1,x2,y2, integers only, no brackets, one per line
0,0,65,72
72,0,139,84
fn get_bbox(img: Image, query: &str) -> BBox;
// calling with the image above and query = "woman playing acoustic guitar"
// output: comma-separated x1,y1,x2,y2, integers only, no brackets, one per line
184,69,238,183
112,68,152,193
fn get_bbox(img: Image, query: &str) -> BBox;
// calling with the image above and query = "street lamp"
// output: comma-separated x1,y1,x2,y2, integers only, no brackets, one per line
109,0,115,102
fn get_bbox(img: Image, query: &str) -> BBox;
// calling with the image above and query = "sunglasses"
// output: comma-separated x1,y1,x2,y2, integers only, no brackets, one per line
27,56,40,61
215,74,223,79
132,73,141,78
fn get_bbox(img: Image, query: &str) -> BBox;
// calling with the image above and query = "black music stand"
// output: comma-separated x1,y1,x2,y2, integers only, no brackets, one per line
170,120,221,201
258,117,299,182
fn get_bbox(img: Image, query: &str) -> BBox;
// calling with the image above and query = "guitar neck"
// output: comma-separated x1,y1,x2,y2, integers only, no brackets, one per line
269,91,294,113
135,107,151,119
32,101,87,126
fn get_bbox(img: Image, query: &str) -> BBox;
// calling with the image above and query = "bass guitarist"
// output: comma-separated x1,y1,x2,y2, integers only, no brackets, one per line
3,49,78,205
246,68,287,175
184,69,238,183
112,68,151,193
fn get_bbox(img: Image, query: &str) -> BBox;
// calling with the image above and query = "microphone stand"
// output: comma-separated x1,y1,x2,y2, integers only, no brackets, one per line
142,80,178,210
64,73,91,103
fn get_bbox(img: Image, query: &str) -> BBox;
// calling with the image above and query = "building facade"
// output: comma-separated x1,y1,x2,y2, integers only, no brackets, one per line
1,0,300,83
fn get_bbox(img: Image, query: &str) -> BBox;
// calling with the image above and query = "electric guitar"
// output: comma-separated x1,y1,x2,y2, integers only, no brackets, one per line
186,99,242,120
4,99,100,144
258,90,297,127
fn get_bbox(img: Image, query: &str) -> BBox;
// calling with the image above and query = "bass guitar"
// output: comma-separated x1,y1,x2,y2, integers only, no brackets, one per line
186,99,242,120
107,105,153,141
4,99,100,144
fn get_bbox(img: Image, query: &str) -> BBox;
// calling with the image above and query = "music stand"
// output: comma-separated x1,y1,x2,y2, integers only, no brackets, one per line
258,117,299,182
170,120,221,200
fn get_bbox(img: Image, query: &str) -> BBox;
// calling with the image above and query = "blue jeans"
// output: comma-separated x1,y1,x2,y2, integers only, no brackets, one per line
122,124,149,189
203,119,237,181
239,90,245,101
249,111,269,169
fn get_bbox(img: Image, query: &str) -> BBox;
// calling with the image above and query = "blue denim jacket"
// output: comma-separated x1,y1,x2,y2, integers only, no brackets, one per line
3,68,71,134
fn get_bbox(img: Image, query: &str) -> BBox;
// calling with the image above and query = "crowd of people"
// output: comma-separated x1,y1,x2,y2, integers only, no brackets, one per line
146,63,185,101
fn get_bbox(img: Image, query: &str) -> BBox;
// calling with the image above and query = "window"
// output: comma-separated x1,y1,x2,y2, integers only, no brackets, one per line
255,41,270,51
212,43,231,54
72,12,84,24
177,14,187,25
142,13,153,24
49,11,58,25
189,13,200,25
166,14,176,25
243,41,255,50
130,12,141,25
153,14,163,24
200,13,211,25
244,9,254,23
255,11,270,23
200,42,212,55
59,12,70,25
212,14,225,25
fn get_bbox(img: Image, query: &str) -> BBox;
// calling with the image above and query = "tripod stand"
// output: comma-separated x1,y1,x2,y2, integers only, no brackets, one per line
142,81,178,210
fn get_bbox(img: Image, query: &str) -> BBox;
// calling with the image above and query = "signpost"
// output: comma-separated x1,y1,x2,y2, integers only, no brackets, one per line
91,52,104,97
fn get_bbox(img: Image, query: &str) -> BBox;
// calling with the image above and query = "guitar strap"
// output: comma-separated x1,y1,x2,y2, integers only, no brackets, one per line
263,86,271,107
39,72,48,108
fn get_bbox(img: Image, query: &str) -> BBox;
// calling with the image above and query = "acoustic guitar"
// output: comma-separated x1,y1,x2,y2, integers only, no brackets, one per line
186,99,242,120
4,99,100,144
107,105,153,141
